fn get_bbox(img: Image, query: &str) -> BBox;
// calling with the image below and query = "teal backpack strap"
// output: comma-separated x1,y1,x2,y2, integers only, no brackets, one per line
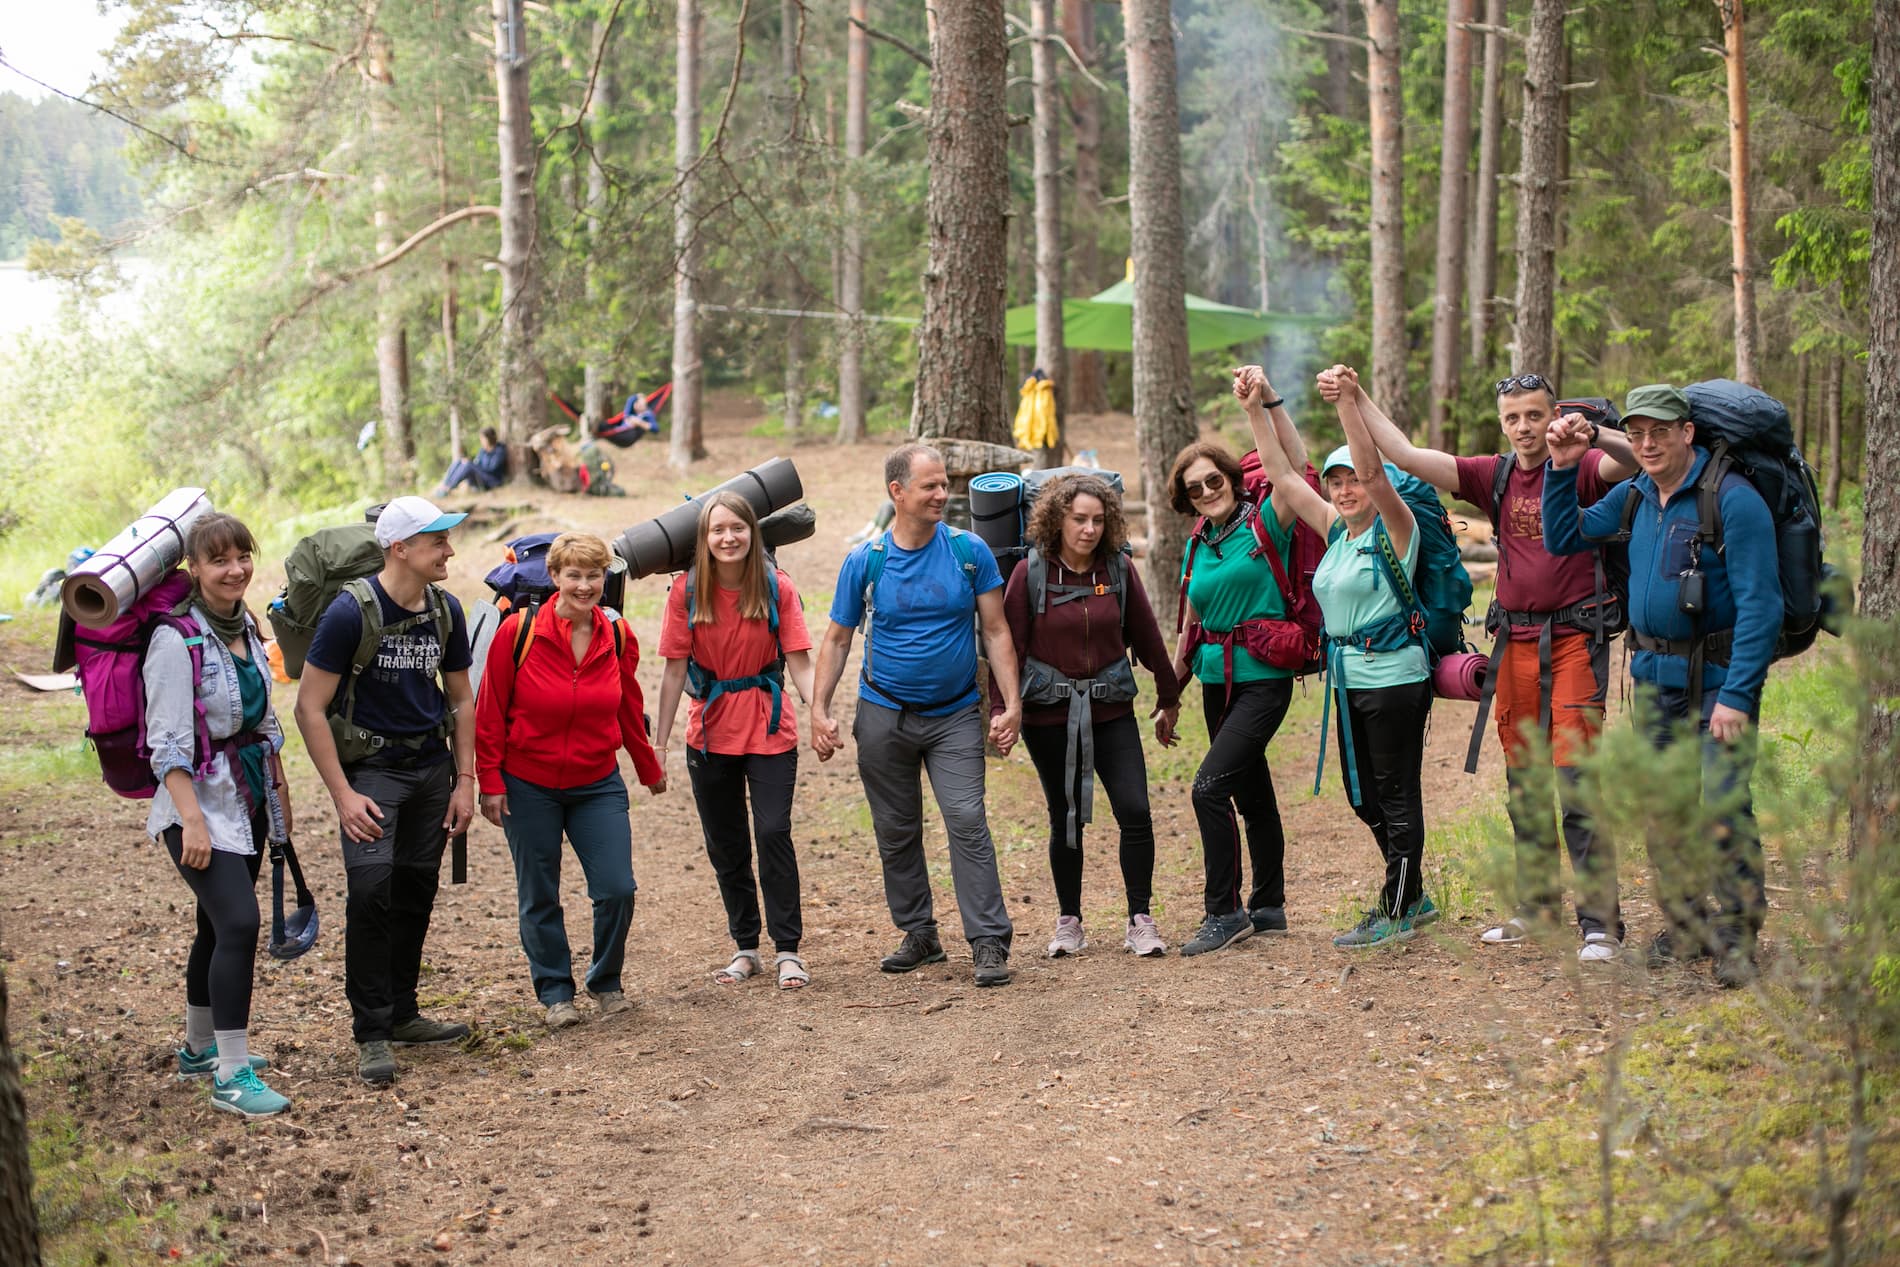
861,534,889,688
946,527,979,593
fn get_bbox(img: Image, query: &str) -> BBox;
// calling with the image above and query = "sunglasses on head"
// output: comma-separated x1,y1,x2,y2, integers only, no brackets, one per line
1184,472,1227,499
1495,373,1552,396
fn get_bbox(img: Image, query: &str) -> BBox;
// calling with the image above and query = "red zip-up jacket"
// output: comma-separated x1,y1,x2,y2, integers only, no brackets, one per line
475,602,664,794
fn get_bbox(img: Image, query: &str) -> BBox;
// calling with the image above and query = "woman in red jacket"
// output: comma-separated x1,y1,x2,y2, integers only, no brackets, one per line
654,492,816,990
999,474,1183,959
475,532,666,1030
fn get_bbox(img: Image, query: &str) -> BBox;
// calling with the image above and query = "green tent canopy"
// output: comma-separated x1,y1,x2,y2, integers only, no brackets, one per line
1004,278,1334,354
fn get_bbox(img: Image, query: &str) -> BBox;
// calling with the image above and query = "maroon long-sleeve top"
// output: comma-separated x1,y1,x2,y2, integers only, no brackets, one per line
992,552,1183,729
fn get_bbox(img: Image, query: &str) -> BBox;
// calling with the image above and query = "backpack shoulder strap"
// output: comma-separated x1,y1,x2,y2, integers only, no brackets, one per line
1489,453,1513,527
342,577,382,677
512,602,540,668
1110,544,1131,638
426,583,455,679
946,527,979,592
611,616,627,659
1698,443,1736,557
1026,547,1048,616
1373,520,1420,613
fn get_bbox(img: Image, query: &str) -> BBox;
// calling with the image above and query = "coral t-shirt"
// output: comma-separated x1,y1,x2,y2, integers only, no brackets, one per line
1454,448,1613,637
659,570,812,755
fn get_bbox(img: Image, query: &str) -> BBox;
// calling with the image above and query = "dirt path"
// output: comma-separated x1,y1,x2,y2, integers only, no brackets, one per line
2,401,1664,1266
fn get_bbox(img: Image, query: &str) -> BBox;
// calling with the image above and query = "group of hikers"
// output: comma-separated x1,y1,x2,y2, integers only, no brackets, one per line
140,361,1781,1120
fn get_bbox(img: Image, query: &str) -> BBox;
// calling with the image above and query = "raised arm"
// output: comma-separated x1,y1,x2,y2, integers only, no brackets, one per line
1335,367,1414,560
1243,373,1335,539
1322,366,1458,491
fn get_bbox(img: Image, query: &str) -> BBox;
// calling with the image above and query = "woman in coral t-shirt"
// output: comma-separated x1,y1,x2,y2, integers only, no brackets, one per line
654,492,817,990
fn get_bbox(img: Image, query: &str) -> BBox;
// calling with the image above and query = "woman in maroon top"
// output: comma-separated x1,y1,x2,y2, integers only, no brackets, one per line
997,475,1182,958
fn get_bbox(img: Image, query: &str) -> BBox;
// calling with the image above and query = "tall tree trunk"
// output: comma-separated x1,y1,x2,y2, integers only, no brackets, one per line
1858,0,1899,852
493,0,545,474
913,0,1011,445
433,82,463,467
1125,0,1198,604
1512,0,1565,375
1364,0,1409,428
780,0,805,436
670,0,706,467
1428,0,1477,451
582,18,616,440
1467,0,1504,378
369,32,413,486
1321,0,1359,118
1825,352,1843,511
1030,0,1066,466
1718,0,1761,387
0,971,39,1266
1794,347,1810,459
836,0,869,443
1060,0,1109,415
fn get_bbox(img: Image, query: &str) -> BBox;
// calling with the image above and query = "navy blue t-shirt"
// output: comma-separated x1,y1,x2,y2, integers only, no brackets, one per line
305,578,472,742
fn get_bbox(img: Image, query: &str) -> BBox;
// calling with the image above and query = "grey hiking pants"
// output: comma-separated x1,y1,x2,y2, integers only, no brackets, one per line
853,700,1013,949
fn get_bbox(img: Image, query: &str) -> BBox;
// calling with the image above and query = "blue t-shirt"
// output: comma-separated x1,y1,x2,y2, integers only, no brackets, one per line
305,578,472,742
829,524,1004,715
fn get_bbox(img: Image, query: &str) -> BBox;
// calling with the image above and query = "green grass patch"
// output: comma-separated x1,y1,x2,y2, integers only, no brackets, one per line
0,739,96,795
31,1109,227,1267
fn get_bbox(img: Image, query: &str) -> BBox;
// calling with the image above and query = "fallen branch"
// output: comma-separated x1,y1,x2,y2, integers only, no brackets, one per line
842,998,918,1010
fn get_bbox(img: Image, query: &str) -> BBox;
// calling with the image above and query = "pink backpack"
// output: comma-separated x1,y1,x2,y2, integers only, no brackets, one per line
73,571,216,799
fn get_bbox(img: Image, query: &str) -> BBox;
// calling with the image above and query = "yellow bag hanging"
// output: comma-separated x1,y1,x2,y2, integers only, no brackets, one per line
1013,372,1058,451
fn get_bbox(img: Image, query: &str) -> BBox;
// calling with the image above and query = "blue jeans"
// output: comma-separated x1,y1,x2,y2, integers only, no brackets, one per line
1639,686,1763,947
501,771,637,1005
440,458,502,493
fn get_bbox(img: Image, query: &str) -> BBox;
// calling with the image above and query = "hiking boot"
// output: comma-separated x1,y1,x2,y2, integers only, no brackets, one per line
208,1067,290,1119
1122,914,1167,958
1180,910,1254,958
1713,949,1758,989
1046,916,1087,958
390,1015,470,1046
879,931,947,974
1644,928,1714,970
357,1040,397,1086
1405,894,1440,927
594,990,631,1016
971,938,1012,987
544,1000,582,1030
1332,910,1416,950
1249,906,1289,936
1578,931,1621,963
177,1042,270,1080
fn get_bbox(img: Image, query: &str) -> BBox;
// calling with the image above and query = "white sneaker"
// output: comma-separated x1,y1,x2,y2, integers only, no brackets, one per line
1579,931,1620,963
1122,914,1167,957
1046,916,1087,958
1481,917,1531,945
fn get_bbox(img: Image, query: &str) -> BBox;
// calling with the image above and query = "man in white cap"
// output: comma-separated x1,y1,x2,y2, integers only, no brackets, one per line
294,496,477,1084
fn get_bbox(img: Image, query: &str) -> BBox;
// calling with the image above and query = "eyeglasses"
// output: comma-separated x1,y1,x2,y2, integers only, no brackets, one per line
1625,422,1683,446
1495,374,1553,396
1184,472,1227,499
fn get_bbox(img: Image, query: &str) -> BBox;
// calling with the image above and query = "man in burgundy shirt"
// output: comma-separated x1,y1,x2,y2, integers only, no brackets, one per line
1339,371,1638,962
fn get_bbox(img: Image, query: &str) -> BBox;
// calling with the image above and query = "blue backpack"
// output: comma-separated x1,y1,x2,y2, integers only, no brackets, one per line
679,565,786,754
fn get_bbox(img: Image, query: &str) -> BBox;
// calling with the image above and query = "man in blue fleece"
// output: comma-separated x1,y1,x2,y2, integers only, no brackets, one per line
1542,384,1781,988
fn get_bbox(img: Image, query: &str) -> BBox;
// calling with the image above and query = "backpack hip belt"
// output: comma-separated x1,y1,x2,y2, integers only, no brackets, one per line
1462,595,1623,774
1019,654,1139,849
1629,627,1732,667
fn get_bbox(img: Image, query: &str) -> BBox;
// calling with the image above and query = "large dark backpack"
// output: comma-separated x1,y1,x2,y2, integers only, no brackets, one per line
268,523,384,678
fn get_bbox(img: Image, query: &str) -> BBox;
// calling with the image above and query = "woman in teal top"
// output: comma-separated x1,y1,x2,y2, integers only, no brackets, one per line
1242,363,1434,950
1164,366,1311,958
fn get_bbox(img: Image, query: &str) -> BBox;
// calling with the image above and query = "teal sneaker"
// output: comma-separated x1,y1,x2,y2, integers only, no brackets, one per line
208,1066,291,1119
1404,894,1440,927
1332,910,1417,949
177,1042,270,1080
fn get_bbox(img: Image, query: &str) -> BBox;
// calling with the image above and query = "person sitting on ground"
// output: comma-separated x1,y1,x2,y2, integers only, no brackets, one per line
655,493,817,991
999,474,1181,960
476,532,665,1030
434,427,508,497
1330,369,1639,963
148,513,296,1118
1542,385,1781,987
810,443,1024,988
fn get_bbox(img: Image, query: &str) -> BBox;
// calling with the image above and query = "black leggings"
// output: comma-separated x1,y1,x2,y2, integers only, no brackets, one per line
1336,681,1432,917
1021,711,1156,919
1192,679,1294,916
162,813,266,1033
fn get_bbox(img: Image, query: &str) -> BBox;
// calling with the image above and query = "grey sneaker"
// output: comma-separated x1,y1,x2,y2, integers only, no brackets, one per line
1249,906,1288,936
1122,914,1167,957
1181,910,1254,958
545,1000,582,1030
971,938,1012,987
1046,916,1087,958
390,1015,471,1046
594,990,631,1016
357,1040,397,1085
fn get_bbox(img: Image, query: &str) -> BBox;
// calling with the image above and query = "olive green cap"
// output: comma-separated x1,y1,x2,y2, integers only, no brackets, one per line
1622,383,1691,423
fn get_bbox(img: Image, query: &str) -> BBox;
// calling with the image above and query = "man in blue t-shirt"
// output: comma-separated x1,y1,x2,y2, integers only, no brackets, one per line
293,496,477,1084
812,443,1023,987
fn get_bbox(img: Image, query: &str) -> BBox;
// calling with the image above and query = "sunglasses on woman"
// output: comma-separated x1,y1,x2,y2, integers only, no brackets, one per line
1184,472,1227,499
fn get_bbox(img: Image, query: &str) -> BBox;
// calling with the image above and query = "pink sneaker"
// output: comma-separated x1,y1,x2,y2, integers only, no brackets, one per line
1046,916,1087,958
1123,914,1167,957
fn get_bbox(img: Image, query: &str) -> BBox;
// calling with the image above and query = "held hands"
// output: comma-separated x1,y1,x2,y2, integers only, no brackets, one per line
811,712,842,762
1231,365,1271,409
647,775,668,796
1545,412,1592,469
1152,704,1180,748
333,787,386,843
989,706,1021,758
1314,363,1359,404
1709,703,1750,745
479,792,508,827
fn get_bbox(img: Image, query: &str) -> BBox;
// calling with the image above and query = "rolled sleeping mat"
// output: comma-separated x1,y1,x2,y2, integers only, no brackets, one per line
759,502,817,552
613,457,804,578
968,472,1025,552
1021,465,1125,502
1431,651,1488,702
60,488,215,629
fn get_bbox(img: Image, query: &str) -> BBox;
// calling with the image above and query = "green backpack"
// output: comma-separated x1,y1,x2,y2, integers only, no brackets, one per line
268,523,384,678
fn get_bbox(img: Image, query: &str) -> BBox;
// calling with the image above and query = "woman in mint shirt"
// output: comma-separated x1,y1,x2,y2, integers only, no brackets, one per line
1165,374,1309,959
1244,364,1433,950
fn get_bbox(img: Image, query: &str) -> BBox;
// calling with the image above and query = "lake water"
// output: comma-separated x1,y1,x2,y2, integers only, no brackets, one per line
0,259,157,337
